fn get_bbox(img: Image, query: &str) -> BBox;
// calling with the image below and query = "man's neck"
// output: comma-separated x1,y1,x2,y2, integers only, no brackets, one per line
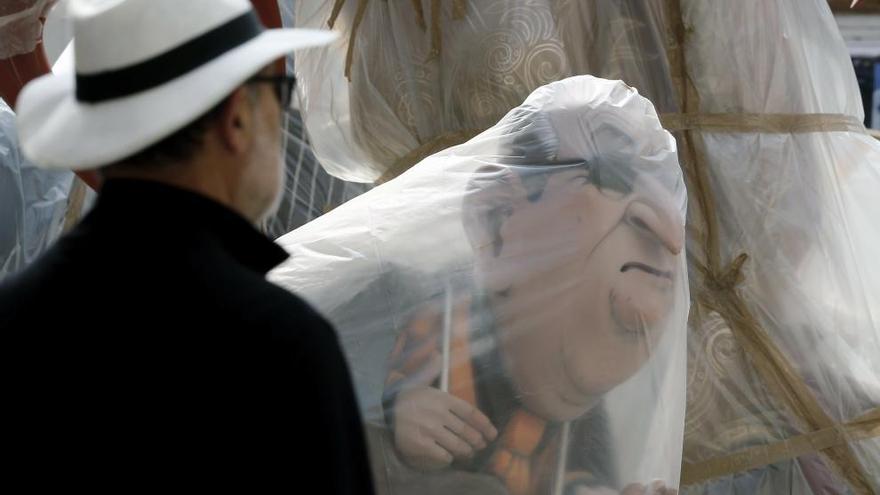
101,157,240,220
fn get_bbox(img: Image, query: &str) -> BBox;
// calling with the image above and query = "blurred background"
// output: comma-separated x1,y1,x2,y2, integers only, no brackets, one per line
830,0,880,131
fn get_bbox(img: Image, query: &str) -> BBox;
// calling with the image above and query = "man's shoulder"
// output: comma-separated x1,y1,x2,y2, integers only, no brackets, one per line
231,274,336,341
257,280,353,377
259,278,324,319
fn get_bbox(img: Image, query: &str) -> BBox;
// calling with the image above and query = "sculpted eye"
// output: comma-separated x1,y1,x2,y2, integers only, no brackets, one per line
590,165,633,199
569,174,592,185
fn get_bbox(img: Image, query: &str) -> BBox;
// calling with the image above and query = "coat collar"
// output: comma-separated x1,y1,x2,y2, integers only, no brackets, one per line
91,178,288,275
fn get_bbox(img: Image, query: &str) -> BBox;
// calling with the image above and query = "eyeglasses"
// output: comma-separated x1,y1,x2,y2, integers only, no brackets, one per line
246,74,297,111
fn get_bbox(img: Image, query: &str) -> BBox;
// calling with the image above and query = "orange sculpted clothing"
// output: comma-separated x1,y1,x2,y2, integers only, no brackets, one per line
383,295,607,495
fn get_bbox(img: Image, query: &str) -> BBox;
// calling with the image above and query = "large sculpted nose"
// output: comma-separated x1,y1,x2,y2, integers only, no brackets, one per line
624,198,684,255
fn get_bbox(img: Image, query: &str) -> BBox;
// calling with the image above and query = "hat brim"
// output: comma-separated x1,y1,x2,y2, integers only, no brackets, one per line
17,28,337,170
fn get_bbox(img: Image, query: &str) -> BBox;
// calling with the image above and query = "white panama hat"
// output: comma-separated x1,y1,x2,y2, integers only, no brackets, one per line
16,0,337,170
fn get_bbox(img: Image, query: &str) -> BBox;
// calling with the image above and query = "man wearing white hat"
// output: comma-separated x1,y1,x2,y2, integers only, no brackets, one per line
0,1,374,491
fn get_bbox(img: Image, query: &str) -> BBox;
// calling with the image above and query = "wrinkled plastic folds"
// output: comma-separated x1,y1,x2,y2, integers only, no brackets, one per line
271,76,691,494
678,0,880,493
262,0,368,236
0,0,56,59
292,0,674,183
288,0,880,492
263,108,370,236
0,98,73,280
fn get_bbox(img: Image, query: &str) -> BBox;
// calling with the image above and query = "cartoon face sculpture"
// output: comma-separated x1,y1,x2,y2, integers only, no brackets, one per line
271,75,689,494
376,78,689,494
464,160,683,423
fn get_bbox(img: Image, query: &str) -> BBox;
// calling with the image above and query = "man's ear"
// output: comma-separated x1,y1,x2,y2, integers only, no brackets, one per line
216,87,254,155
462,165,529,258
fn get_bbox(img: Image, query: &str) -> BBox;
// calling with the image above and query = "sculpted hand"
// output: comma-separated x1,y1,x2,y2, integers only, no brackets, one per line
393,385,498,470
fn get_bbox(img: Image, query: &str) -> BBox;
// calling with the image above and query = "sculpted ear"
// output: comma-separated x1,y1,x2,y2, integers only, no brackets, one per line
462,165,529,259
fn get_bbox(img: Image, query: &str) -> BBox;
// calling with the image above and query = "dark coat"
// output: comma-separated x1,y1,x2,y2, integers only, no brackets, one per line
0,179,374,493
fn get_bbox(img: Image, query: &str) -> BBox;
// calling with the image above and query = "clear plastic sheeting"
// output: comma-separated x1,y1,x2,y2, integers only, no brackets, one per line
0,0,57,59
262,108,369,237
291,0,675,183
676,0,880,493
0,98,73,280
271,76,690,495
287,0,880,492
261,0,369,236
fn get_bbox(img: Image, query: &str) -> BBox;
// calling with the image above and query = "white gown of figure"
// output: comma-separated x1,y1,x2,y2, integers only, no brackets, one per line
283,0,880,492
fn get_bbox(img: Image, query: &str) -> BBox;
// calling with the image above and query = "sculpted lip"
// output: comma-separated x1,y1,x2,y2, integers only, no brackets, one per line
620,261,672,280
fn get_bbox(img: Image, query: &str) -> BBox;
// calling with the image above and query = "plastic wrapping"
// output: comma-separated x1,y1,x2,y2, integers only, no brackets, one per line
0,98,74,280
676,0,880,493
291,0,675,183
262,0,369,236
287,0,880,492
0,0,56,60
263,108,370,236
271,76,691,494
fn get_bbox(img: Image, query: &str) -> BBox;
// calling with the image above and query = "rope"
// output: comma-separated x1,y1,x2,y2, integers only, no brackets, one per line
663,1,877,491
377,128,482,183
661,113,866,134
62,176,88,233
682,408,880,485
